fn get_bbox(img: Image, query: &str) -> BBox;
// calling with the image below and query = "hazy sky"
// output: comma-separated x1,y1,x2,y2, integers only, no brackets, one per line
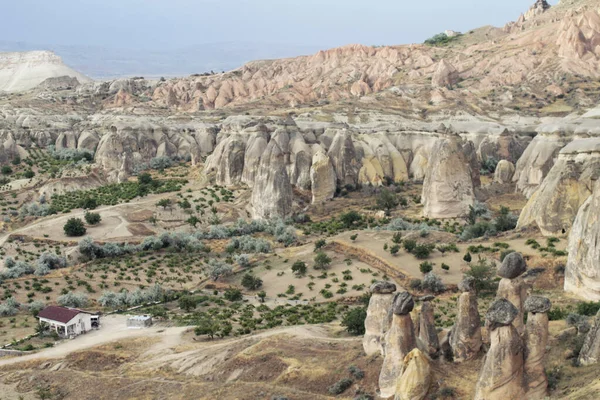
3,0,557,50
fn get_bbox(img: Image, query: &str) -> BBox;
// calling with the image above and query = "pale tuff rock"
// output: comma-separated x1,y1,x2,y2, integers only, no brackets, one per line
205,135,246,186
310,147,336,204
474,299,525,400
431,59,459,88
327,130,359,187
37,76,80,91
422,134,476,218
496,276,528,335
463,140,481,188
565,180,600,301
513,132,569,198
379,292,417,398
578,309,600,366
355,134,409,186
517,138,600,236
494,160,516,184
524,0,551,21
0,51,90,92
557,10,600,60
289,131,312,190
0,133,25,164
251,140,293,220
394,348,431,400
418,301,439,358
363,281,397,356
450,277,482,362
241,128,269,186
524,296,551,399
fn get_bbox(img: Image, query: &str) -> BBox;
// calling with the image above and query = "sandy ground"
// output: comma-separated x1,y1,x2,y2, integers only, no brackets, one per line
0,315,187,367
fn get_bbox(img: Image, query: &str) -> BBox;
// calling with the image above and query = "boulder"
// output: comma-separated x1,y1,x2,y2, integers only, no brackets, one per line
392,291,415,315
251,140,293,220
371,281,397,294
498,252,527,279
494,160,516,184
394,349,431,400
486,298,519,329
363,283,396,356
565,180,600,301
422,135,476,218
524,296,551,399
458,276,476,293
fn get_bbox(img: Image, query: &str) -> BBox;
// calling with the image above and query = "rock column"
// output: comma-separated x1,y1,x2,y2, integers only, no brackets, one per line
363,281,397,356
450,276,482,362
394,348,431,400
524,295,552,399
496,252,528,334
578,309,600,366
379,292,416,398
474,298,525,400
418,300,439,358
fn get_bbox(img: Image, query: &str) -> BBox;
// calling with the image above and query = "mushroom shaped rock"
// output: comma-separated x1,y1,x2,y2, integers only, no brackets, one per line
524,296,551,399
363,281,397,356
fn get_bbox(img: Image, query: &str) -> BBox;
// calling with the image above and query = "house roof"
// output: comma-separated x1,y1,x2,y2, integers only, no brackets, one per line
37,306,83,324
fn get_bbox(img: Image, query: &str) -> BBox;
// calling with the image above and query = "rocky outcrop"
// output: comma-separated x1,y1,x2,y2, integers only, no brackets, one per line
565,180,600,301
450,276,482,362
310,147,336,204
418,300,439,358
422,134,476,218
517,138,600,236
524,0,550,21
379,292,416,398
513,132,569,198
363,281,396,356
578,309,600,366
524,295,551,399
394,348,431,400
327,130,359,187
431,59,459,88
474,299,525,400
496,252,528,334
494,160,515,184
251,140,293,219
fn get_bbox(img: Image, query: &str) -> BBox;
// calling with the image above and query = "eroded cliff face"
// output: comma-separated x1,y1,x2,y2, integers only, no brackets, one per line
422,133,477,218
565,180,600,301
517,138,600,236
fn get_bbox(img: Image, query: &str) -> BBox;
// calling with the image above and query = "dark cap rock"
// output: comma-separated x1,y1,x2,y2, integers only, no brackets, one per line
458,276,476,292
524,296,551,313
392,291,415,315
418,295,435,302
498,252,527,279
486,298,519,329
370,281,397,294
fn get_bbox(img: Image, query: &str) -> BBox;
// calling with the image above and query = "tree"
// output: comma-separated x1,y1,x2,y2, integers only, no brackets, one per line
224,288,243,301
179,199,192,210
494,206,518,232
413,244,434,259
63,218,86,237
241,273,263,290
157,198,171,210
186,216,200,227
376,189,399,215
257,291,266,303
84,212,101,225
194,315,221,339
419,261,433,274
314,252,332,270
441,263,450,272
23,170,35,179
403,239,417,253
392,232,403,244
390,244,400,256
138,172,153,185
463,252,472,263
465,258,496,292
341,307,367,335
178,295,197,312
314,239,327,252
11,156,21,165
1,165,12,175
292,260,307,276
350,234,358,242
81,197,97,210
339,210,361,228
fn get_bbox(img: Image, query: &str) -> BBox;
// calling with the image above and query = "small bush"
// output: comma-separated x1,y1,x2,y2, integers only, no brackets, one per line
409,279,422,290
422,272,446,293
348,365,365,379
328,378,353,395
419,261,433,274
63,218,86,237
314,252,332,270
84,212,102,225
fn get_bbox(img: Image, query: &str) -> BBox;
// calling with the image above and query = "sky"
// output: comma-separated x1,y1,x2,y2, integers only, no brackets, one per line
1,0,558,50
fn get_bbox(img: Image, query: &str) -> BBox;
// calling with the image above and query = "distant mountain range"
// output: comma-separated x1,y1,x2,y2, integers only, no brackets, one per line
0,41,324,80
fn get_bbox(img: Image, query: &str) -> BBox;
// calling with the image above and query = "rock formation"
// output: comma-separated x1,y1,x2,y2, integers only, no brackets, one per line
494,160,515,184
418,300,439,358
450,276,482,362
565,180,600,301
310,147,336,204
327,130,359,187
363,281,397,356
251,140,293,219
394,348,431,400
431,59,459,88
496,252,528,334
474,299,525,400
517,138,600,236
379,292,416,398
524,295,551,399
578,309,600,366
422,133,476,218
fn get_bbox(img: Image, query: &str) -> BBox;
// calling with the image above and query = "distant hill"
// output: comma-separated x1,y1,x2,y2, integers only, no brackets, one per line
0,41,323,80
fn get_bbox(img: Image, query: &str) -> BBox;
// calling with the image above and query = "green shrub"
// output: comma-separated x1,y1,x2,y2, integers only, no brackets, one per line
419,261,433,274
413,244,434,259
63,218,86,237
84,212,102,225
292,260,307,276
241,274,263,291
424,32,460,46
314,252,332,270
328,377,353,395
576,301,600,316
224,288,243,302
